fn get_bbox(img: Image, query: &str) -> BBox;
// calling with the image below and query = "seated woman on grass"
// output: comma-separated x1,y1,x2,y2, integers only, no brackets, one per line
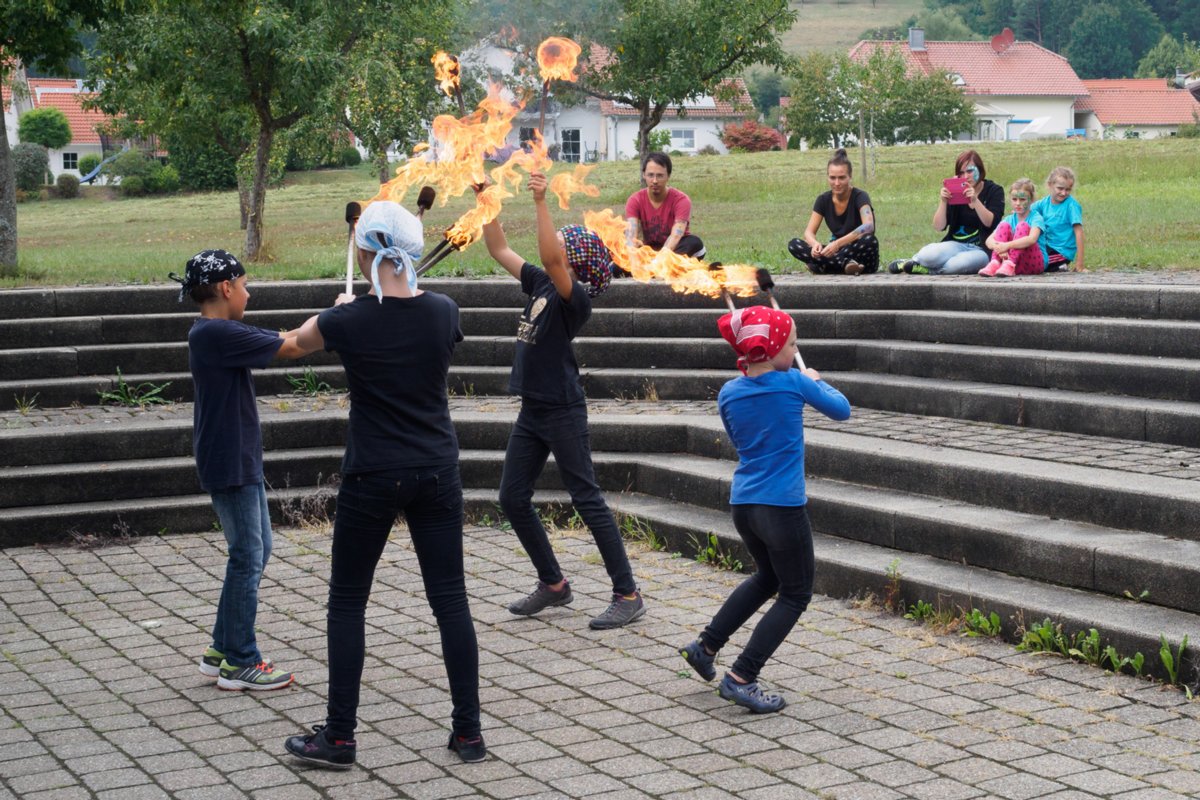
786,148,878,275
888,149,1004,275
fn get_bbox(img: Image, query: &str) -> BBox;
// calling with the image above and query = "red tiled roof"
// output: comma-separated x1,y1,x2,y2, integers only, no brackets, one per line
849,39,1087,97
584,45,754,118
30,88,106,145
1077,78,1200,125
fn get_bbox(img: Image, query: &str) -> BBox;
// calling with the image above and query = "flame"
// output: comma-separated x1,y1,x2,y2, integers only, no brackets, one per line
537,37,582,83
549,164,600,210
583,210,760,299
431,51,461,97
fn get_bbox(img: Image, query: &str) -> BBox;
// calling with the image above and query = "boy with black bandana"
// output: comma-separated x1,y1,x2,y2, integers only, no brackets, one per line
480,172,646,631
171,249,324,692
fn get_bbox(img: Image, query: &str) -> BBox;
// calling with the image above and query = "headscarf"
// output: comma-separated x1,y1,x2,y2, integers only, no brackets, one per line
169,249,246,303
717,305,793,374
559,224,613,298
355,201,424,302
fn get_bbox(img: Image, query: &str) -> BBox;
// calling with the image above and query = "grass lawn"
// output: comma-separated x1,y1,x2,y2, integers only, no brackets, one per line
783,0,925,55
9,137,1199,288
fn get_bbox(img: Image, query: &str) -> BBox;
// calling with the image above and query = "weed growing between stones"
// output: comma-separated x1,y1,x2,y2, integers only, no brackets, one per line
961,608,1003,638
688,531,743,572
285,367,333,396
276,474,340,529
97,367,172,408
618,514,667,552
13,392,38,415
64,516,134,550
883,557,902,613
1159,635,1192,698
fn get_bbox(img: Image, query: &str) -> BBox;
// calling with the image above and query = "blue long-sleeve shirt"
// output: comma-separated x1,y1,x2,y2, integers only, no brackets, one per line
718,369,851,506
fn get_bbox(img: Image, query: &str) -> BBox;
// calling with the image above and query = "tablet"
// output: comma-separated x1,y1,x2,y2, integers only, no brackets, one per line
943,177,970,205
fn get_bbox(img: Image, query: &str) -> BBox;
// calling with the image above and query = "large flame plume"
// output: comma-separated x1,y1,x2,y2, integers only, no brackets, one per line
431,51,461,97
536,37,583,82
583,210,760,299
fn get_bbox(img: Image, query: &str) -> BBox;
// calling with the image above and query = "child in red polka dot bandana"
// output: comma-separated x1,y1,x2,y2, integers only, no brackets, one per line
717,306,795,374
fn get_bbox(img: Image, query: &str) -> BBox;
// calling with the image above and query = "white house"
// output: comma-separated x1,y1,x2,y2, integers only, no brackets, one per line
1075,78,1200,139
850,28,1089,141
4,70,107,179
462,43,753,161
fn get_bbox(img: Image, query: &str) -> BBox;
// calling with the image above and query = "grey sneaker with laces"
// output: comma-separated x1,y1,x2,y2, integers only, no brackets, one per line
508,580,573,616
589,591,646,630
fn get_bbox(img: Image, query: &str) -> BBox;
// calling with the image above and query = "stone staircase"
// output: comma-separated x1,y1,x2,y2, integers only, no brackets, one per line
2,276,1198,682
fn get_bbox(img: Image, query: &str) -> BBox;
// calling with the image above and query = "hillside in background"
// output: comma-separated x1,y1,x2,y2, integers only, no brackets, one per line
783,0,924,55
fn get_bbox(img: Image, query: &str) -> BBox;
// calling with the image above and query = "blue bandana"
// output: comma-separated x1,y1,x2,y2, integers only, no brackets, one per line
355,201,424,302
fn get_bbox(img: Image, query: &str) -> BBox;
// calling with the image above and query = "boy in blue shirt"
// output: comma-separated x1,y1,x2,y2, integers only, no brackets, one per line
679,305,850,713
173,249,326,691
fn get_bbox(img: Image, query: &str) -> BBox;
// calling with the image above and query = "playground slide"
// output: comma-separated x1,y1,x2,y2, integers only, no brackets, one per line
80,146,128,184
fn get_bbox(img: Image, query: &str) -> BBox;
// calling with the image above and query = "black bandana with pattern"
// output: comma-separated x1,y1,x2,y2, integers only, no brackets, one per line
169,249,246,302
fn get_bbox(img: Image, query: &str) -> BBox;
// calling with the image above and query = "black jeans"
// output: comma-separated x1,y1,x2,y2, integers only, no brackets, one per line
700,504,814,683
325,464,479,739
787,234,879,274
499,398,637,596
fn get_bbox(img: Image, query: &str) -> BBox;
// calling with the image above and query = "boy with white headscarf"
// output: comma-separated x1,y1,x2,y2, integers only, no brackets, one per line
283,201,485,768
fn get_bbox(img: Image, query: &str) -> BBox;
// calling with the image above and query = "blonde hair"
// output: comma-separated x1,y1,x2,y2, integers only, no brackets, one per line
1046,166,1076,186
1009,178,1037,200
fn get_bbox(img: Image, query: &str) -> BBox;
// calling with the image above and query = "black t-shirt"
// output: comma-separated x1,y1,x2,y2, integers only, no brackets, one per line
813,187,873,239
508,263,591,404
188,317,283,491
318,292,462,474
943,179,1005,248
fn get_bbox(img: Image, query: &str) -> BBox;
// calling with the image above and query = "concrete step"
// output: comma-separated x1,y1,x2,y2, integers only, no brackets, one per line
458,488,1198,683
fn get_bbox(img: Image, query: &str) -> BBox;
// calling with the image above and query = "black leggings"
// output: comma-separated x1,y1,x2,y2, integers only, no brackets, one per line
700,504,814,684
788,235,879,274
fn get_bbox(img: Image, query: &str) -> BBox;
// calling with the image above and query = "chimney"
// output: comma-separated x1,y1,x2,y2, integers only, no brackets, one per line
908,27,926,52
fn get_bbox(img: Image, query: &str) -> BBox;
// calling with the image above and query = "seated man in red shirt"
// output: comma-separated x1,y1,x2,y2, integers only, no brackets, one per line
620,152,705,277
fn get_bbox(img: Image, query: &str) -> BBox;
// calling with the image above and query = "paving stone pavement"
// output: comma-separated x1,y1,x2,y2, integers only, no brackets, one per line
5,394,1199,483
3,521,1200,800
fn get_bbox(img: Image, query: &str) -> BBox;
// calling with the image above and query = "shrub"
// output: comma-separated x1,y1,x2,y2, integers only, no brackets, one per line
103,149,154,182
77,153,102,178
720,120,786,152
146,163,181,194
647,129,671,152
165,136,237,191
18,108,72,149
56,173,80,199
12,143,49,191
120,175,146,197
698,144,720,156
339,146,362,167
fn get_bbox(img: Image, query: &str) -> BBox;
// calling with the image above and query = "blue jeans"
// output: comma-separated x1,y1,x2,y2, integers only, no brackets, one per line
913,240,990,274
325,464,480,740
499,398,637,596
700,504,814,684
209,481,272,667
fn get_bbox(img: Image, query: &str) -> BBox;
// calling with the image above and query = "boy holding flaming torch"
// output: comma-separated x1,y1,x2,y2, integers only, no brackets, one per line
478,171,647,630
679,306,850,713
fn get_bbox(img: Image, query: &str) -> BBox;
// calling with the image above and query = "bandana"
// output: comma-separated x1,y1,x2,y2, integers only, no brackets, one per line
717,306,793,374
169,249,246,303
355,201,424,302
560,225,613,298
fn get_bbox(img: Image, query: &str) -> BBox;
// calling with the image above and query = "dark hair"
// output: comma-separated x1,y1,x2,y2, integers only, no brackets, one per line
190,284,221,304
954,149,986,181
642,151,673,176
828,147,852,177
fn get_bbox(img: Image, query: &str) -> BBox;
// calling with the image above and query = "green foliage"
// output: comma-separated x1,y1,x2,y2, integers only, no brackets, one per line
689,531,744,572
146,164,180,194
618,515,667,552
744,67,785,114
338,147,362,168
1136,34,1200,77
77,153,102,178
1017,618,1071,656
647,129,672,152
1067,627,1105,666
883,557,902,612
164,136,237,191
18,108,72,149
962,608,1003,637
13,392,39,415
97,368,172,407
904,599,935,621
11,143,50,191
784,52,858,149
1159,634,1189,687
1103,646,1145,676
913,7,982,40
103,149,154,181
286,367,334,396
55,173,80,199
119,176,145,197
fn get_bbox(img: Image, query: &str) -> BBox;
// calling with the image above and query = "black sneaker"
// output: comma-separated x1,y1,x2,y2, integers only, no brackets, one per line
285,725,357,770
680,639,716,681
448,732,487,763
888,258,918,274
717,674,786,714
508,581,573,616
589,591,646,630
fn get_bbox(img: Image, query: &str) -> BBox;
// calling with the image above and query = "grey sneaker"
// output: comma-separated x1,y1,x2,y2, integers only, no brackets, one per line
217,659,294,691
680,639,716,681
508,581,573,616
718,674,786,713
589,591,646,630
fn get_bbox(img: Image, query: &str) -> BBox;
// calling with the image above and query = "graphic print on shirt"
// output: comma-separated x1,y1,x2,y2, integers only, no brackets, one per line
517,296,549,344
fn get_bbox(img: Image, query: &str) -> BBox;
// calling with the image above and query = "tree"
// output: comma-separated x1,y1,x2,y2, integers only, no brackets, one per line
92,1,455,262
1,0,114,274
577,0,796,161
1136,34,1200,77
914,7,983,40
18,108,72,150
782,52,859,149
903,69,977,142
744,68,785,115
1066,6,1135,77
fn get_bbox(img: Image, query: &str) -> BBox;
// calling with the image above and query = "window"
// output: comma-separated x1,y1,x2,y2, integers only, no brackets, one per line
669,129,695,151
62,152,78,170
518,127,537,147
560,129,581,163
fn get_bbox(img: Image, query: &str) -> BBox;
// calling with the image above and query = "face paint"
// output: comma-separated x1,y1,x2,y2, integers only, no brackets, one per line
965,165,980,182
